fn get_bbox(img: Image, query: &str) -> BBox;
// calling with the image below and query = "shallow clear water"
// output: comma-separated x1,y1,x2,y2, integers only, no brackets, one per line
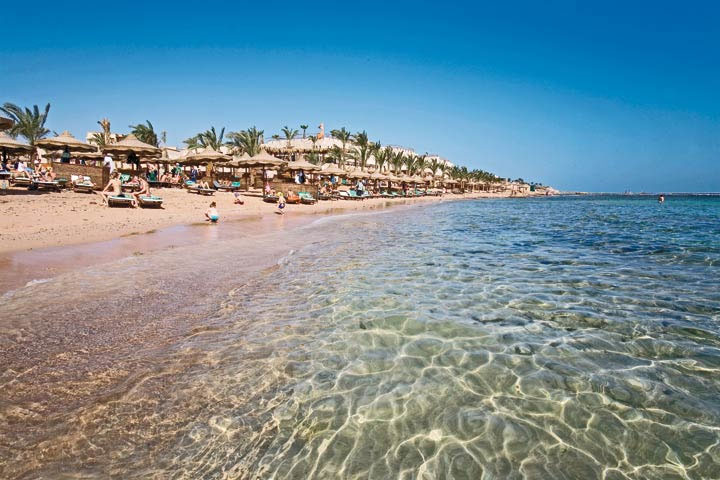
1,196,719,479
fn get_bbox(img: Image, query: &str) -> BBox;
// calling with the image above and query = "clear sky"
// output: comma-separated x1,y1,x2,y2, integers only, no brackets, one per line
2,0,718,192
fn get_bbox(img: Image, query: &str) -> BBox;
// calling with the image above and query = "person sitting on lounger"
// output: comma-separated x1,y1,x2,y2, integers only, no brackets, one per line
205,202,219,222
133,174,151,203
100,172,130,206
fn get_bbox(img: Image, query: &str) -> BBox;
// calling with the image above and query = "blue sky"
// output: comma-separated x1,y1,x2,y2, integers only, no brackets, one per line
2,0,718,191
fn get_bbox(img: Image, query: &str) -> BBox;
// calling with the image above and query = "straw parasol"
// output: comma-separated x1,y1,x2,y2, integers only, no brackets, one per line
411,175,425,184
227,152,251,168
288,155,321,172
73,151,104,161
240,150,287,169
36,130,96,152
182,148,231,166
0,117,13,130
369,171,385,180
103,134,161,157
0,132,34,153
320,163,345,176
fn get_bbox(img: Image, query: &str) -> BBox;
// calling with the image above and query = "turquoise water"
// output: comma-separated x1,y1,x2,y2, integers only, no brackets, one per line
1,196,719,479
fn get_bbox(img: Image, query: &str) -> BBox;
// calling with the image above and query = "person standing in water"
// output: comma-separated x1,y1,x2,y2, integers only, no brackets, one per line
205,201,219,222
658,194,665,203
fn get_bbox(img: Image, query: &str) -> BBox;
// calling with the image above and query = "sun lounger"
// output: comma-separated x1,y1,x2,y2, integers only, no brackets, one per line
108,193,135,207
73,176,96,193
338,191,350,200
298,192,317,204
213,180,241,192
148,180,171,189
286,192,301,204
347,190,364,200
138,195,164,208
263,194,279,203
12,175,33,187
35,180,62,191
187,182,215,195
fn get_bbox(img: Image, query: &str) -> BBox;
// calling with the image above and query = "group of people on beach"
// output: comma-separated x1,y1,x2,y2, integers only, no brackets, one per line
99,171,151,207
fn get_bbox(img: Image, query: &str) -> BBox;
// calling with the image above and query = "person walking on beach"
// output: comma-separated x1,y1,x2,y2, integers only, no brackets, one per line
356,179,365,196
205,202,219,222
99,172,123,206
277,192,286,215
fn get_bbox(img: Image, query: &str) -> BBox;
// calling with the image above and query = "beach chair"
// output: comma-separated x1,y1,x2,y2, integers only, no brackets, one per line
298,192,317,204
138,195,164,208
187,182,215,196
213,180,230,191
286,192,301,204
263,194,279,203
317,193,333,201
11,174,33,187
107,193,135,207
35,180,62,191
337,191,350,200
73,175,96,193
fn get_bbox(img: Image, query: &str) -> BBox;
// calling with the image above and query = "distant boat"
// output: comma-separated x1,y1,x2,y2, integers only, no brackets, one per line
623,190,632,196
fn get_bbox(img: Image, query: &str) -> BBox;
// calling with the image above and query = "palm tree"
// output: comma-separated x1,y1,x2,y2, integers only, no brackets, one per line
306,152,321,165
300,124,309,139
390,150,405,175
352,131,372,170
271,134,280,141
330,127,352,152
281,126,298,148
308,135,318,150
160,131,167,145
185,126,225,150
373,145,392,173
0,102,51,148
227,126,264,156
328,145,346,168
90,132,108,149
129,120,159,147
413,154,427,176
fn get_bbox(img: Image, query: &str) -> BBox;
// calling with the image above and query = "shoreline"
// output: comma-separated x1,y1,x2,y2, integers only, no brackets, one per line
0,188,547,294
0,188,538,255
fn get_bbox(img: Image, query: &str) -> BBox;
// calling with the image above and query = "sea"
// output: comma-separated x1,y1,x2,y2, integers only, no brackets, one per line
1,195,719,479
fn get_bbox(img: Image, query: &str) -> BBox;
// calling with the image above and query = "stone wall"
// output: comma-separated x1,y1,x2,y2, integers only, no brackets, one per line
52,163,108,189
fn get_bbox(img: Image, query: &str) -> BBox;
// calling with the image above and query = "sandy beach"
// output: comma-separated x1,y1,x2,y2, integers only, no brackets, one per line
0,186,540,254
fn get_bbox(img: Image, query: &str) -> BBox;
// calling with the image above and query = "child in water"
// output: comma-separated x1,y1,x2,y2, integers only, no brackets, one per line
205,201,219,222
277,192,286,215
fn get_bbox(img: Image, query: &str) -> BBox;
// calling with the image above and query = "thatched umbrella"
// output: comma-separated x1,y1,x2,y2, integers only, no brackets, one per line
321,163,345,177
103,134,160,157
103,134,160,170
0,132,34,154
36,131,96,152
182,148,231,166
288,155,321,172
231,150,287,188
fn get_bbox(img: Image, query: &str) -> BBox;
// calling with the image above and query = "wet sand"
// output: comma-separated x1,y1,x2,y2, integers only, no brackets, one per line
0,187,530,294
0,186,533,254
